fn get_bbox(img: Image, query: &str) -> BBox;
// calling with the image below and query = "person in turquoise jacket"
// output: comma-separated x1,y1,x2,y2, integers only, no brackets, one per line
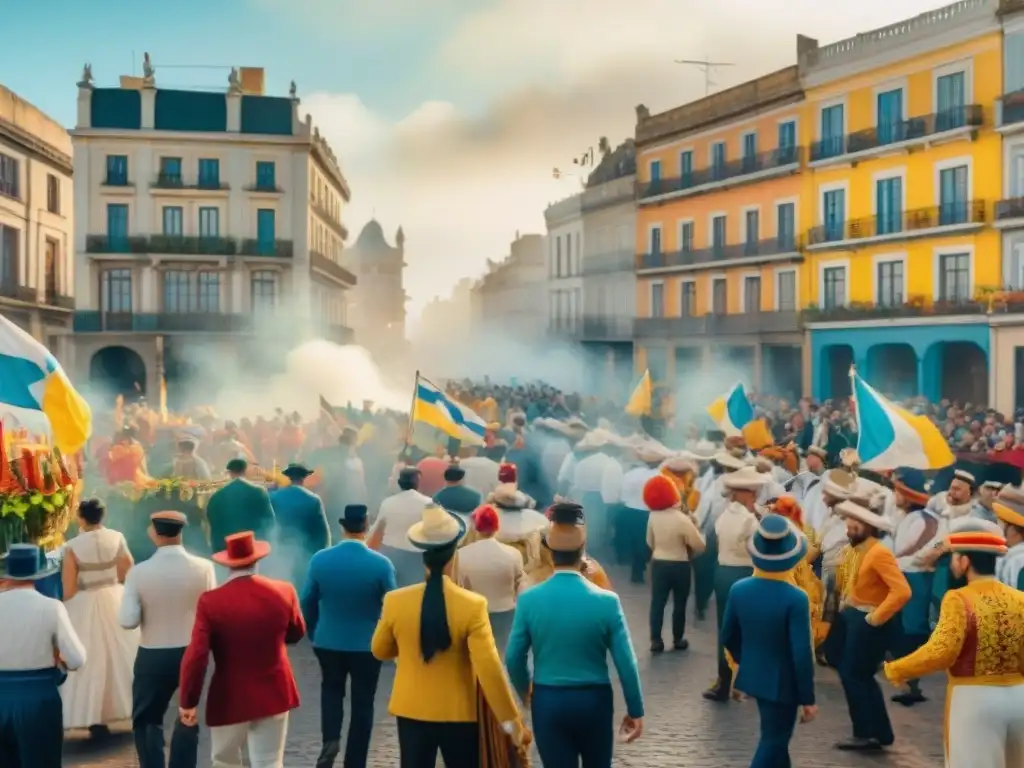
720,513,817,768
271,463,331,590
505,502,644,768
205,458,276,556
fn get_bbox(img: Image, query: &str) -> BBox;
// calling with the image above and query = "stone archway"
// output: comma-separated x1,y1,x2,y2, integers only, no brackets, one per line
929,341,989,405
89,346,147,399
820,344,854,399
866,343,918,399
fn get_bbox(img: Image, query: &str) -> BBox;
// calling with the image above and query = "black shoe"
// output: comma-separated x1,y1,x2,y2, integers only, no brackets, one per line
835,737,882,751
891,690,927,706
702,684,729,702
673,639,689,651
88,725,111,740
650,639,665,653
315,739,341,768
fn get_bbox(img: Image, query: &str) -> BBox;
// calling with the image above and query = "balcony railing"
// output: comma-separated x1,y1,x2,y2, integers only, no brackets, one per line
581,316,634,341
239,239,294,258
0,282,39,303
996,197,1024,222
150,174,228,191
44,292,75,310
637,236,801,271
807,200,986,246
802,299,987,323
86,234,294,258
634,310,801,337
999,90,1024,128
73,311,258,333
811,105,983,162
582,250,635,276
639,146,802,200
310,250,357,284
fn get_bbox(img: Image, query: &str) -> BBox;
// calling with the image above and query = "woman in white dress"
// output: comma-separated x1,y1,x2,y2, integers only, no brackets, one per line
60,498,139,736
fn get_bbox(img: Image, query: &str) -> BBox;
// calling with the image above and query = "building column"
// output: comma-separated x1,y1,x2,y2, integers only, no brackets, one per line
140,86,156,130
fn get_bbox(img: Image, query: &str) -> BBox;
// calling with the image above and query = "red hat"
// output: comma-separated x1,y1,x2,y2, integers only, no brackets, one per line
497,462,517,483
643,474,682,512
212,531,271,568
472,504,500,536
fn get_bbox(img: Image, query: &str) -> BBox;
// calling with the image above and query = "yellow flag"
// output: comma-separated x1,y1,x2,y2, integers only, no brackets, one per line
625,369,652,417
741,418,774,451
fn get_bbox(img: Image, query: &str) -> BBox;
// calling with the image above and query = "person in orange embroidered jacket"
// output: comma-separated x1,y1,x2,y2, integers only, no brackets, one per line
883,518,1024,768
831,499,910,753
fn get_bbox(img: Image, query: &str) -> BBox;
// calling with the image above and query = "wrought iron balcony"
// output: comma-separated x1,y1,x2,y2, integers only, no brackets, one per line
634,310,802,337
634,316,707,337
86,234,240,256
637,236,801,271
150,174,229,191
309,250,356,284
0,282,39,303
239,239,294,258
581,315,634,341
73,311,257,333
998,90,1024,128
801,299,987,323
807,200,986,247
638,146,802,200
582,250,636,276
810,104,983,163
996,197,1024,222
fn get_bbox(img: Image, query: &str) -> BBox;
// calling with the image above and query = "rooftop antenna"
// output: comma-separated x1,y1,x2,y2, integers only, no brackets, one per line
674,57,735,96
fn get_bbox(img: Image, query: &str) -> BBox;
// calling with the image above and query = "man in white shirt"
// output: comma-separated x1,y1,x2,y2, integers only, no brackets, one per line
0,544,86,768
119,510,216,768
368,467,433,587
458,504,525,653
619,444,668,584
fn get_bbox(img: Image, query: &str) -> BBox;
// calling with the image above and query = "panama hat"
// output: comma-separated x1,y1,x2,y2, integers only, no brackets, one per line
212,531,271,568
722,465,769,491
713,451,747,471
576,429,614,451
835,499,893,534
407,503,467,550
662,453,697,474
946,517,1008,555
638,442,671,464
993,485,1024,528
0,544,59,581
823,468,855,500
747,514,808,573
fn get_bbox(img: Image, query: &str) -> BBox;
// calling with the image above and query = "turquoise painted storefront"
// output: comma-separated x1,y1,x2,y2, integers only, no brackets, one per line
810,322,990,402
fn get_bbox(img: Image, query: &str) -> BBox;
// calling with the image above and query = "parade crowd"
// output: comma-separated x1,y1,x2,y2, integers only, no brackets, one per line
2,380,1024,768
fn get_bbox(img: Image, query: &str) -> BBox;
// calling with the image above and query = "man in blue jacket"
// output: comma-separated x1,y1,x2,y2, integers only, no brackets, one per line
720,513,818,768
505,502,644,768
301,504,396,768
270,463,331,589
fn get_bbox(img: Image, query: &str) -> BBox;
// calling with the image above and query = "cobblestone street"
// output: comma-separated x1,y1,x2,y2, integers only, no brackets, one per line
64,566,946,767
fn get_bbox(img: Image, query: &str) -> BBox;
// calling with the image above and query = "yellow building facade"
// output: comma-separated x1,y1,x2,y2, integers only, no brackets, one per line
798,2,1001,403
633,65,807,398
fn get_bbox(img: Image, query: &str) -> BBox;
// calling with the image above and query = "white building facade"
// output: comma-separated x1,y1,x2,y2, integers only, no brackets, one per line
0,83,75,361
579,140,637,392
471,233,547,341
70,65,355,403
543,194,584,337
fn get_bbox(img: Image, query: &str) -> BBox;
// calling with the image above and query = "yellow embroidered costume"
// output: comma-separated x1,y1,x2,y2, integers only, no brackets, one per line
884,520,1024,767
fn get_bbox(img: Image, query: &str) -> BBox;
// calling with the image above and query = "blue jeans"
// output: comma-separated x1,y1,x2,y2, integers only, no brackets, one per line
531,684,614,768
752,699,798,767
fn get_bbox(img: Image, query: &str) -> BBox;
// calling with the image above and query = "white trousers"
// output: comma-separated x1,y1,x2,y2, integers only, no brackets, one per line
210,712,289,768
947,684,1024,768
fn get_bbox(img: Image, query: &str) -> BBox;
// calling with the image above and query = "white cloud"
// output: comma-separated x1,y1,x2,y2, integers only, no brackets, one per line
300,0,963,324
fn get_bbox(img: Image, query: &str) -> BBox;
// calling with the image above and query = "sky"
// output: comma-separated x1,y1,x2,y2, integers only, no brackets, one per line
1,0,953,321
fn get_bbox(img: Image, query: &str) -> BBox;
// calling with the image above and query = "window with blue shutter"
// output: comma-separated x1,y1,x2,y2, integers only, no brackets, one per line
939,165,969,225
1006,31,1024,95
875,177,903,235
105,155,129,186
257,209,276,255
877,89,904,145
936,72,966,131
778,121,796,163
199,208,220,239
198,158,220,188
159,157,182,187
745,209,759,253
679,151,693,187
712,142,726,179
820,105,844,159
649,226,662,255
823,189,845,242
162,206,183,236
777,203,795,250
255,161,276,190
712,215,727,254
742,133,757,172
106,204,129,251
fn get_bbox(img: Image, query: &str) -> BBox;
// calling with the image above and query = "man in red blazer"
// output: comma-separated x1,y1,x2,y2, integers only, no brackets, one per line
179,531,306,768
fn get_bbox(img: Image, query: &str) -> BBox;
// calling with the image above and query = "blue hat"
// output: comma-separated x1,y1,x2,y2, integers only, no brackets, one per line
340,504,368,527
1,544,59,581
747,514,808,573
894,468,930,500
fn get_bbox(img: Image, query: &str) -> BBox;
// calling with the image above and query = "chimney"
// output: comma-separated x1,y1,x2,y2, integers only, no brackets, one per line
239,67,265,95
797,34,819,64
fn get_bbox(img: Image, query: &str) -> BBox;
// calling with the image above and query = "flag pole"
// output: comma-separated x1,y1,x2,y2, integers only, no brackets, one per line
404,371,420,452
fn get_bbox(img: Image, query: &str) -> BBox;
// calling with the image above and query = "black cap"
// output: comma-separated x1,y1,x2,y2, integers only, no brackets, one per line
226,458,248,474
282,463,313,479
340,504,368,526
443,465,466,482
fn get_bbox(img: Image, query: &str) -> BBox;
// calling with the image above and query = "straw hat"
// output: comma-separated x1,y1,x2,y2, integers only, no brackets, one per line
712,451,747,472
662,453,696,474
823,468,856,501
747,514,808,573
638,442,671,464
993,485,1024,528
805,445,828,460
945,517,1008,555
407,503,468,550
839,448,861,469
722,466,769,491
576,428,614,451
835,499,893,534
691,439,717,459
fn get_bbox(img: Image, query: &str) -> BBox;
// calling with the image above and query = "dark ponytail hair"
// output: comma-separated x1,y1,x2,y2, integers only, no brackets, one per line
78,498,106,526
419,542,458,663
